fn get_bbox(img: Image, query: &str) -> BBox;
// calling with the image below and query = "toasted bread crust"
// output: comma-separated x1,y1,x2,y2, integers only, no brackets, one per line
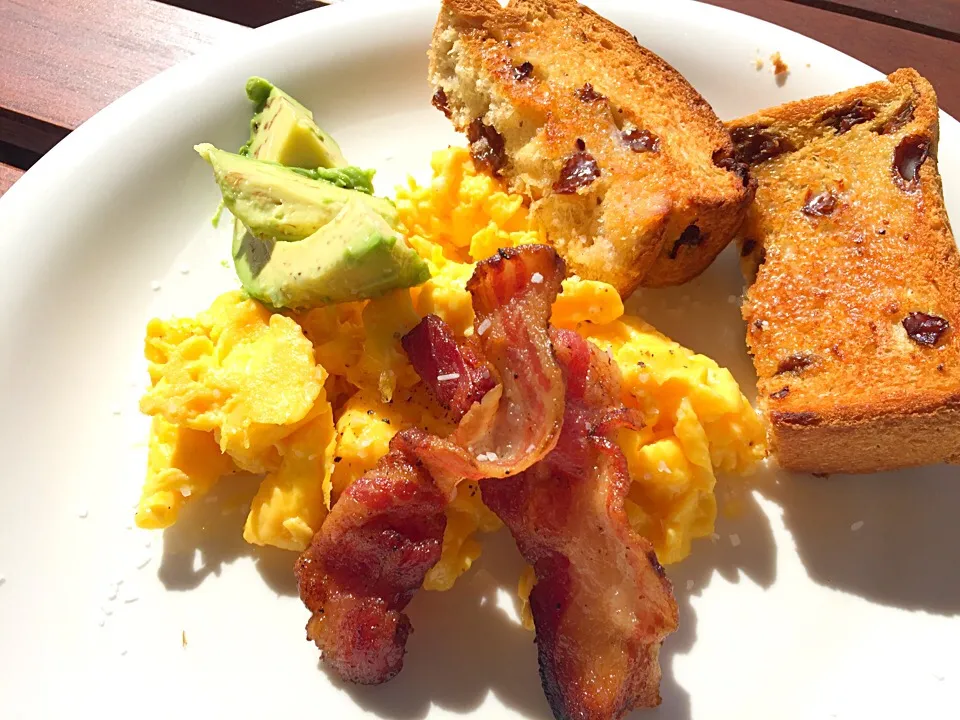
732,69,960,473
429,0,751,294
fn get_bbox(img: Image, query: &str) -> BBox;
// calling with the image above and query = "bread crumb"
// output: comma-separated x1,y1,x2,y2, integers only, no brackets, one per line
729,533,741,547
754,57,764,71
182,630,188,648
685,580,694,591
850,520,864,532
771,52,789,86
771,52,789,75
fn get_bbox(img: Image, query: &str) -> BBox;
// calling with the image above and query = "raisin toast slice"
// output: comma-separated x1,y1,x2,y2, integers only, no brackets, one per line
731,69,960,474
428,0,752,294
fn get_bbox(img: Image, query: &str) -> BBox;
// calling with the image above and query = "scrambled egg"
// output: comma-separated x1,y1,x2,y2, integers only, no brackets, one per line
396,146,540,263
136,416,238,529
139,291,333,549
137,146,765,593
140,291,325,474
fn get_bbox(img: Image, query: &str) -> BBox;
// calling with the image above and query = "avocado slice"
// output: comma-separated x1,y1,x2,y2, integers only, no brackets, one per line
240,77,348,169
196,144,398,243
231,77,367,288
235,198,430,309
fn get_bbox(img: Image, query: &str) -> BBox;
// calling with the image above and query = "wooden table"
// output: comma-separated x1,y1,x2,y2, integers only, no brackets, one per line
1,0,957,196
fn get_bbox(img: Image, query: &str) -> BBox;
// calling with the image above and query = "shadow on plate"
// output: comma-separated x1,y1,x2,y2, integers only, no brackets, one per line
760,463,960,615
628,245,757,405
335,530,551,720
157,474,299,597
637,248,960,615
651,482,779,720
337,484,776,720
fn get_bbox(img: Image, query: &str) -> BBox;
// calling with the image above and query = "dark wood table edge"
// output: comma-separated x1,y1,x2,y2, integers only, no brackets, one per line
1,0,957,198
784,0,960,42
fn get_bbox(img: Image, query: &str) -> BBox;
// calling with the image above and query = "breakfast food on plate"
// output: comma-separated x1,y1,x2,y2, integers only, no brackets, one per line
428,0,753,294
134,0,960,706
731,68,960,474
137,290,337,549
138,56,772,718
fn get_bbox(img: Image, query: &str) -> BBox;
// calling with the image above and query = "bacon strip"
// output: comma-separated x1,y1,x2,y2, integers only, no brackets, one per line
401,314,494,422
296,245,568,684
294,450,445,684
482,329,679,719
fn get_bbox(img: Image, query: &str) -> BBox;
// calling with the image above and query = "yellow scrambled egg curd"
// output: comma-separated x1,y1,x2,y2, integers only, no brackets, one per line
395,146,540,263
138,291,335,550
140,291,325,473
136,416,239,529
582,317,766,564
295,290,421,404
243,382,338,551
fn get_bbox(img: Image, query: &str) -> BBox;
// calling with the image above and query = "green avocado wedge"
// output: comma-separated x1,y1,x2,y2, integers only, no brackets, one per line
240,77,348,169
230,76,364,301
234,198,430,309
196,144,398,243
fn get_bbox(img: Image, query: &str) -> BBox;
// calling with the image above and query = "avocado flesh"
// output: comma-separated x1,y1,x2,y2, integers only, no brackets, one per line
196,144,398,243
237,199,430,309
241,77,348,169
233,77,354,292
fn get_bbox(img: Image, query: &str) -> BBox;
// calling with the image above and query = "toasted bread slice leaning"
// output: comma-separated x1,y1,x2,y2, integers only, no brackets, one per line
732,69,960,474
428,0,752,294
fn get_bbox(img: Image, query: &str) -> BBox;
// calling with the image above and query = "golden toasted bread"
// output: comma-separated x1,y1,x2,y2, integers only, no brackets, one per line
428,0,752,294
731,69,960,474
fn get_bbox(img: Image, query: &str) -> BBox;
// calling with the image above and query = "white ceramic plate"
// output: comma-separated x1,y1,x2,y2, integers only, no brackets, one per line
1,1,958,717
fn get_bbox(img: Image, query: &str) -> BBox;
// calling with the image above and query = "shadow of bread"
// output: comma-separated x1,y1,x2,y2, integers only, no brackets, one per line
627,243,757,404
760,463,960,615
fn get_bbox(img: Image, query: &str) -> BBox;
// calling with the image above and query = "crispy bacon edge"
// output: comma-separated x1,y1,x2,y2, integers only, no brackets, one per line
482,328,680,719
295,245,568,685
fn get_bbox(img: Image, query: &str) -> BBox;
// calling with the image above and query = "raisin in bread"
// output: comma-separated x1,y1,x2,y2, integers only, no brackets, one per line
731,68,960,474
428,0,752,294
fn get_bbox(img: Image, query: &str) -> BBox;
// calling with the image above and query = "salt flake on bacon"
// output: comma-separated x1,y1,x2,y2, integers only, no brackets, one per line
296,245,569,684
402,314,494,422
482,329,679,718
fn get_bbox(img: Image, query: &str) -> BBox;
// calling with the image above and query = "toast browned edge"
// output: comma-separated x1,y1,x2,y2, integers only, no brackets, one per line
729,69,960,474
428,0,752,295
